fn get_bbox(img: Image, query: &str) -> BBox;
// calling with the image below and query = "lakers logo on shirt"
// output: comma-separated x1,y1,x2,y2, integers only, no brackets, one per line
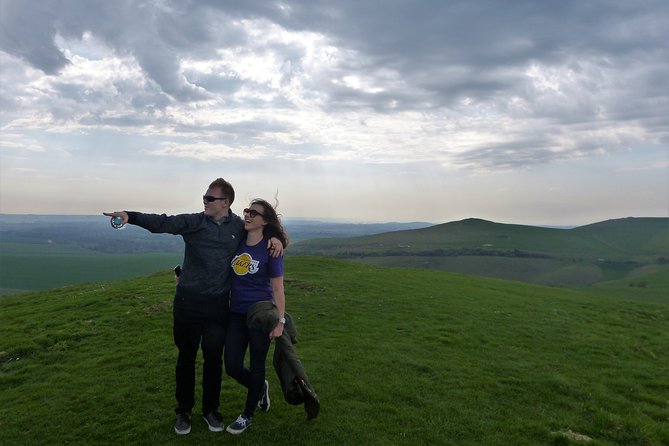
232,253,259,275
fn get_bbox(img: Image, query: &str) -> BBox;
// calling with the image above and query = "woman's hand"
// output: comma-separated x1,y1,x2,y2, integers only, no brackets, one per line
269,322,284,340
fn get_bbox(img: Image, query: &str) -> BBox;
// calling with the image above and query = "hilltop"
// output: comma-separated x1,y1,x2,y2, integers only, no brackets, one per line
290,217,669,298
290,217,668,258
1,257,667,445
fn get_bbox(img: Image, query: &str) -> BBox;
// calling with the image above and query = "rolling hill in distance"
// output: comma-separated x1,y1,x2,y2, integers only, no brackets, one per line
289,217,669,301
290,217,668,259
0,214,667,301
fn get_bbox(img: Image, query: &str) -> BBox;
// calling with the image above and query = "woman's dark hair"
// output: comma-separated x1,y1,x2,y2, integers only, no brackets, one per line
252,198,289,248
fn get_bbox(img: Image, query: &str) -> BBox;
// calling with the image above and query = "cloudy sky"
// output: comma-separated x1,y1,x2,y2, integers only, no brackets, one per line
1,0,667,225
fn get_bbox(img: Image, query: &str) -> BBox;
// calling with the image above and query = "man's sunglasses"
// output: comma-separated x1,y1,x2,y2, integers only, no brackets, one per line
203,195,227,203
243,208,267,219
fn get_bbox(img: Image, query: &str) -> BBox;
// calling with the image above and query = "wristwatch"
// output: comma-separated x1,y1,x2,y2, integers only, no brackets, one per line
279,317,286,324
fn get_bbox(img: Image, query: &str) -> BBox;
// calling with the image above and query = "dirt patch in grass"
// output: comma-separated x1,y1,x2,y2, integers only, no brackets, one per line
551,429,593,442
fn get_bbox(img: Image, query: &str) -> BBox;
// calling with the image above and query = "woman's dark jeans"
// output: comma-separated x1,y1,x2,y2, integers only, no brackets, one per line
224,311,272,417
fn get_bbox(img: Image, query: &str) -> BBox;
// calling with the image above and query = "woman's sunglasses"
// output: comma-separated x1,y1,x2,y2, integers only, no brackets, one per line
243,208,267,219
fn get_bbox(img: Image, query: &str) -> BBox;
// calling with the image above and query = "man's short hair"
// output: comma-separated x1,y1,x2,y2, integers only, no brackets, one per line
209,178,235,204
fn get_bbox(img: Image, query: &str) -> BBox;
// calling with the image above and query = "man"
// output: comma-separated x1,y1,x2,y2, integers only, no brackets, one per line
104,178,282,435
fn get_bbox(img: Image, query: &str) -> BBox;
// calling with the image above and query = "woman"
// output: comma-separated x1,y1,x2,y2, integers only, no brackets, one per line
224,199,289,435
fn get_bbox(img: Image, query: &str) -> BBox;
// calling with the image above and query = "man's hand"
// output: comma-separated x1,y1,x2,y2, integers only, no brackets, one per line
268,237,284,257
102,211,129,226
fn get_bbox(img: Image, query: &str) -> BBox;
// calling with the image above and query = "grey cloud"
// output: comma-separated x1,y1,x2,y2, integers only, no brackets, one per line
270,0,668,111
130,92,172,110
0,1,71,73
184,71,244,96
173,119,292,138
79,113,155,128
454,139,574,170
0,0,217,101
4,0,667,105
135,44,210,102
1,0,667,169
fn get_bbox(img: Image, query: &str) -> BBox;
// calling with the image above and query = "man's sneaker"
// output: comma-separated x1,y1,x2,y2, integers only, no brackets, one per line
174,412,192,435
226,414,252,435
258,379,270,412
203,411,224,432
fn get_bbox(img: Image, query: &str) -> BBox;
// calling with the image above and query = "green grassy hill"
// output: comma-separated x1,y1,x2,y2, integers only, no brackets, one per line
1,257,667,445
291,217,668,259
572,218,669,255
290,217,669,295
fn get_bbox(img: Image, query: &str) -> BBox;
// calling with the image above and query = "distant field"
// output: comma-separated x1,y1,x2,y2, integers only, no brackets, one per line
0,214,430,295
0,250,181,295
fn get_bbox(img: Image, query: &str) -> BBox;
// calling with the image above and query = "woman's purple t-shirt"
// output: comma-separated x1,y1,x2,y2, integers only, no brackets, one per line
229,238,284,314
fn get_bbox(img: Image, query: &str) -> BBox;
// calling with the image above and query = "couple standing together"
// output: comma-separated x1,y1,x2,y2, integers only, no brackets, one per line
104,177,288,435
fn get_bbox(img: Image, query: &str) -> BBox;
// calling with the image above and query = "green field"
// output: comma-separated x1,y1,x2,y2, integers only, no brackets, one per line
586,264,669,303
1,257,667,445
0,246,181,295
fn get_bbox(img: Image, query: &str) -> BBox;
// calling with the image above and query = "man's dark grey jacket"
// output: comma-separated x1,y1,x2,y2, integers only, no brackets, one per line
127,211,244,301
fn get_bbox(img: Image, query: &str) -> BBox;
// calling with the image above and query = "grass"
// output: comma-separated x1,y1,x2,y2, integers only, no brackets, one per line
352,256,669,302
354,255,595,285
584,264,669,303
1,257,668,445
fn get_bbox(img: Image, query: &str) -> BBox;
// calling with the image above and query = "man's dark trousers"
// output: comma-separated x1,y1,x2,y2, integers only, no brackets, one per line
173,297,227,415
